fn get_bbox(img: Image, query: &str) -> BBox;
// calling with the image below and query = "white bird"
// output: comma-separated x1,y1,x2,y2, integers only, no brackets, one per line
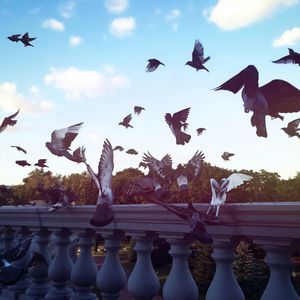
207,173,253,217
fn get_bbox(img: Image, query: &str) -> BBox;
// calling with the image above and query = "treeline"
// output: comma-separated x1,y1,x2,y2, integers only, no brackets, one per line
1,162,300,206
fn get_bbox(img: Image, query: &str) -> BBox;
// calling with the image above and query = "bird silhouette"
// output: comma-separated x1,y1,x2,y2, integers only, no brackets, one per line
221,152,235,161
7,34,21,42
20,32,36,47
146,59,165,72
139,161,148,169
134,106,145,116
281,118,300,138
196,128,206,136
126,148,138,155
113,145,124,151
0,109,20,133
186,40,210,72
272,48,300,66
165,107,191,145
34,159,49,168
214,65,300,137
11,145,27,154
118,114,133,128
15,160,31,167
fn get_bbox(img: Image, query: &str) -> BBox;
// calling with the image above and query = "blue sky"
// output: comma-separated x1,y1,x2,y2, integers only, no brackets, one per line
1,0,300,185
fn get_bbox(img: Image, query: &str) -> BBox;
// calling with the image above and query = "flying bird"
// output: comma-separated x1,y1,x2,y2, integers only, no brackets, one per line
126,148,138,155
34,159,49,168
139,161,148,169
113,145,124,151
196,128,206,136
0,109,20,133
186,40,210,72
272,48,300,66
146,59,165,72
7,34,21,42
281,118,300,138
15,160,31,167
221,152,235,161
134,106,145,116
11,145,27,154
214,65,300,137
165,107,191,145
118,114,133,129
20,32,36,47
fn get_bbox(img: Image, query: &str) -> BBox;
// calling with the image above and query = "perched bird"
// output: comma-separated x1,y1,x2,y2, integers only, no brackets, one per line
11,145,27,154
118,114,133,129
20,32,36,47
165,107,191,145
15,160,31,167
134,106,145,116
272,48,300,66
34,159,49,168
113,145,124,151
221,152,235,161
146,59,165,72
281,118,300,138
0,109,20,133
207,173,253,217
83,139,115,227
214,65,300,137
126,148,138,155
7,34,21,42
186,40,210,72
196,128,206,136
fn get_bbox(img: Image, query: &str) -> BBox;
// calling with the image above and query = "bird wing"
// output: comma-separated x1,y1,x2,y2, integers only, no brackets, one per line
173,107,191,123
210,178,220,205
260,79,300,114
272,55,295,64
134,106,144,115
8,109,20,120
142,152,172,179
186,150,205,177
37,159,47,164
22,32,29,39
192,40,204,61
226,173,252,192
123,114,132,123
288,118,300,129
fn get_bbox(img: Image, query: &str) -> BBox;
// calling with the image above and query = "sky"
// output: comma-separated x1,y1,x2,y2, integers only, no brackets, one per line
0,0,300,185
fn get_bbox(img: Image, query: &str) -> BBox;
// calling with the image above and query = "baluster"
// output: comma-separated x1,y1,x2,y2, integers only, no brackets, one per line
96,230,126,300
71,229,98,300
127,233,160,300
206,240,245,300
44,228,74,300
261,245,300,300
163,238,199,300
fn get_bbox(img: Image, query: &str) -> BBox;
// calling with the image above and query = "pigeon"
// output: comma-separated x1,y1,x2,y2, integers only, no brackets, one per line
15,160,31,167
0,109,20,133
272,48,300,66
134,106,145,116
19,32,36,47
126,149,138,155
146,59,165,72
186,40,210,72
46,122,84,163
165,107,191,145
196,128,206,136
7,34,21,42
281,118,300,138
83,139,114,227
221,152,235,161
207,173,253,217
34,159,49,168
214,65,300,137
113,145,124,151
118,114,133,128
11,145,27,154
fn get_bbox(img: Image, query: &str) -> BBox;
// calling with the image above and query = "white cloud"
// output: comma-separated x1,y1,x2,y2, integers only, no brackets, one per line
60,1,76,18
165,8,181,31
44,67,129,100
42,18,65,31
69,35,83,47
109,17,135,38
273,27,300,46
105,0,128,14
204,0,299,31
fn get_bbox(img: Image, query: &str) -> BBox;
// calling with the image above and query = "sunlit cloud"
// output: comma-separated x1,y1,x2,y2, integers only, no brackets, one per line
105,0,128,14
273,27,300,46
69,35,83,47
204,0,299,30
109,17,135,38
44,67,129,100
42,18,65,31
60,1,76,18
165,8,181,31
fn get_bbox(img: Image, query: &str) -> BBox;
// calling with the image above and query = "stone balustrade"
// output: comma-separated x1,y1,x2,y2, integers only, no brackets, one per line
0,202,299,300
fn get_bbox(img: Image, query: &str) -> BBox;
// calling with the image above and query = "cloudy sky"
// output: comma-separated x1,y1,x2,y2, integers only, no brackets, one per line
1,0,300,185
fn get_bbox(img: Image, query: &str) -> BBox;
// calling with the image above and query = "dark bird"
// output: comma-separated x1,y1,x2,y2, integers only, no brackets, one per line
281,118,300,138
186,40,210,72
196,128,206,136
214,65,300,137
118,114,133,128
0,109,20,133
34,159,49,168
20,32,36,47
83,139,115,227
272,48,300,66
134,106,145,116
11,145,27,154
15,160,31,167
126,148,138,155
7,34,21,42
146,59,165,72
221,152,234,161
113,145,124,151
139,161,148,169
165,107,191,145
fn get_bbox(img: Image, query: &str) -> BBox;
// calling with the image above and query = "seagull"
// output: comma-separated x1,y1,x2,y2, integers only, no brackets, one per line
207,173,253,217
272,48,300,66
196,128,206,136
221,152,235,161
146,59,165,72
7,34,21,42
186,40,210,72
0,109,20,133
118,114,133,128
15,160,31,167
34,159,49,168
134,106,145,116
214,65,300,137
165,107,191,145
281,118,300,138
83,139,114,227
11,145,27,154
20,32,36,47
113,145,124,151
126,148,138,155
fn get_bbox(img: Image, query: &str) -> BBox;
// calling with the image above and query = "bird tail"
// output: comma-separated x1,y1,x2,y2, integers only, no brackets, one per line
176,131,191,145
90,202,114,227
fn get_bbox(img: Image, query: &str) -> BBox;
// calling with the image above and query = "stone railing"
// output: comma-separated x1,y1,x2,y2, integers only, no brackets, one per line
0,202,299,300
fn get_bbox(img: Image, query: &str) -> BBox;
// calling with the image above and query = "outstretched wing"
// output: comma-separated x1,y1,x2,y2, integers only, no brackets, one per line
272,55,294,65
142,152,172,179
186,150,205,177
226,173,252,192
192,40,204,62
288,118,300,129
173,107,190,123
123,114,132,123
